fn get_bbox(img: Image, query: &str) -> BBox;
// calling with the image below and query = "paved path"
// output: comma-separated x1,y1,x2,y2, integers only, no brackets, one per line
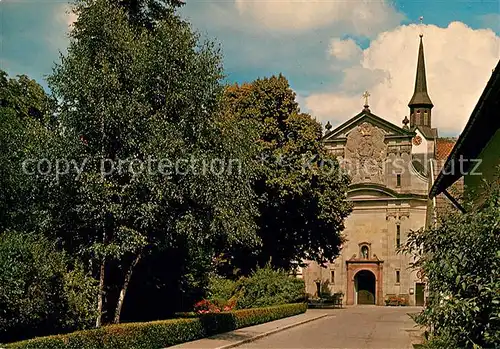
239,306,421,349
169,310,330,349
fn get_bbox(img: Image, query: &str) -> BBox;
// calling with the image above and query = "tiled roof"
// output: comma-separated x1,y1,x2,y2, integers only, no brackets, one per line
435,138,457,160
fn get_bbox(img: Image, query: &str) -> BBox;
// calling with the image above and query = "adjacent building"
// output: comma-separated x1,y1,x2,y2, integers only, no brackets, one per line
430,59,500,207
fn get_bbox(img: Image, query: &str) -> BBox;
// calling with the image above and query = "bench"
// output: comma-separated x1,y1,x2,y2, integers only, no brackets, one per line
307,292,344,309
333,295,343,308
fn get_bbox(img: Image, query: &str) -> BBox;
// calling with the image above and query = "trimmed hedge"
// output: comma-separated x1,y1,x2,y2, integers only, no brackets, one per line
5,303,306,349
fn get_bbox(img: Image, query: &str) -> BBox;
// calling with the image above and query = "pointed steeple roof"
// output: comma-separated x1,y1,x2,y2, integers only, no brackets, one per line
409,35,433,107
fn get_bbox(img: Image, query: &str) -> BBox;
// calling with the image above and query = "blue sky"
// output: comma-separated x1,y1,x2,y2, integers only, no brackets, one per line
1,0,499,135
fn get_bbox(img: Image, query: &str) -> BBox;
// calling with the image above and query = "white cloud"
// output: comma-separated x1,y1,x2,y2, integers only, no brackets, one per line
340,67,388,92
306,22,500,135
42,5,73,51
329,38,362,61
66,10,78,27
306,93,362,123
234,0,404,36
179,0,405,91
59,4,77,28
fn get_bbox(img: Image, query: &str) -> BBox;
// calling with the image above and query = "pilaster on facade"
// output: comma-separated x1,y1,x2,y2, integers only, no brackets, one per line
386,207,410,220
387,144,412,156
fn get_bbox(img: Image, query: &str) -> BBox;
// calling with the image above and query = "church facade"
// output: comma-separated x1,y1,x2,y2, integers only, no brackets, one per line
300,35,442,306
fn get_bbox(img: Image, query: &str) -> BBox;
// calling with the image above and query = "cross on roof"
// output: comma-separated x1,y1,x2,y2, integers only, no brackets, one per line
362,91,370,107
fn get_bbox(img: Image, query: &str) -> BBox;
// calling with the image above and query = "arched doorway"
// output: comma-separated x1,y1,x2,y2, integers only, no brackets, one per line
355,270,376,305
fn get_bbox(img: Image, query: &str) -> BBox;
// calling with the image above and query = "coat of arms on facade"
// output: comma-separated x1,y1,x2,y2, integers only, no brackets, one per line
344,122,387,184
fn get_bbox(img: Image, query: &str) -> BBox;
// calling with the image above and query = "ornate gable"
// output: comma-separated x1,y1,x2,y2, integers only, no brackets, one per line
323,110,414,143
322,110,415,186
345,122,388,183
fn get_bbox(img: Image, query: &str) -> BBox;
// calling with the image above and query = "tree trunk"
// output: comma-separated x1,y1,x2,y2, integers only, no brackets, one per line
96,259,105,327
113,253,142,324
96,98,107,328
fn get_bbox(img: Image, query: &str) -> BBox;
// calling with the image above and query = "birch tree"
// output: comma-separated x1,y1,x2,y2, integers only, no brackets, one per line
48,0,257,325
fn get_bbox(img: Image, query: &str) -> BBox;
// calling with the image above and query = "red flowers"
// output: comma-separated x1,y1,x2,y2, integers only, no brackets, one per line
193,300,219,314
193,299,236,314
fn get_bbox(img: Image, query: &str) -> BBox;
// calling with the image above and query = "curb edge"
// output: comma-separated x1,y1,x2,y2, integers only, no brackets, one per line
216,314,330,349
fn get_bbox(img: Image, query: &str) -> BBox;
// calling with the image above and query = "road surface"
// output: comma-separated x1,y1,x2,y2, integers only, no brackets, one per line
239,306,421,349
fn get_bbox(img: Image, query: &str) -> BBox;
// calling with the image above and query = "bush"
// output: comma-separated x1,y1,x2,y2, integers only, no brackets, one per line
6,303,307,349
235,267,305,309
206,275,238,306
205,267,305,310
62,266,99,331
0,231,97,343
205,275,239,311
403,185,500,348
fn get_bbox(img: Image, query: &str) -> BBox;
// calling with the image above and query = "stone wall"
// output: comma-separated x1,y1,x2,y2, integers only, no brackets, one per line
303,197,426,306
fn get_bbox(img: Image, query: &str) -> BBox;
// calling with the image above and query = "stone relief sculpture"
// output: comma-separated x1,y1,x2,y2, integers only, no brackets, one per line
344,122,388,184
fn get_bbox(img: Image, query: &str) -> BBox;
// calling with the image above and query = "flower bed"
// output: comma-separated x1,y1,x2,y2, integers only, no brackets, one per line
193,297,237,314
5,303,307,349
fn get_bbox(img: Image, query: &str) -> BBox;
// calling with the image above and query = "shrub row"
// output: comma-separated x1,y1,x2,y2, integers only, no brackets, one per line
5,303,307,349
207,267,306,310
0,232,98,344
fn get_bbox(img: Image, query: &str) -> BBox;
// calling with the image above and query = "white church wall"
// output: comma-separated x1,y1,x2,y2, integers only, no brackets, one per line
411,129,429,155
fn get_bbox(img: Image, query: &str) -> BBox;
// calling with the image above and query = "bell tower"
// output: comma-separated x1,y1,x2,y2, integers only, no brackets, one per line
408,24,433,129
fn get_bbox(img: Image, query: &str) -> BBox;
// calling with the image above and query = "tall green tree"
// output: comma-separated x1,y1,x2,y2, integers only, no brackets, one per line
403,181,500,348
113,0,185,29
47,0,257,326
0,70,57,233
0,70,56,125
0,69,101,343
222,75,351,273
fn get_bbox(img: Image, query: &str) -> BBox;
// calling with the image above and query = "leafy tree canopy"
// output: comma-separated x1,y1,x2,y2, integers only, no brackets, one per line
47,0,258,324
111,0,185,29
221,75,352,272
0,70,57,233
0,70,56,125
403,180,500,348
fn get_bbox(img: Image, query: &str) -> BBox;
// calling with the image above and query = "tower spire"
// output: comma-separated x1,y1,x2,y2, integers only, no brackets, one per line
408,18,433,128
409,36,433,107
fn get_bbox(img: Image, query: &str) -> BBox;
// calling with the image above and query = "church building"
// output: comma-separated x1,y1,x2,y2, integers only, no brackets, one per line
300,33,449,306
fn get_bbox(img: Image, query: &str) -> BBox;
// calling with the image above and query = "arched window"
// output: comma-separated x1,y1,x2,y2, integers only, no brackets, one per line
361,245,369,259
423,111,429,125
415,110,421,125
